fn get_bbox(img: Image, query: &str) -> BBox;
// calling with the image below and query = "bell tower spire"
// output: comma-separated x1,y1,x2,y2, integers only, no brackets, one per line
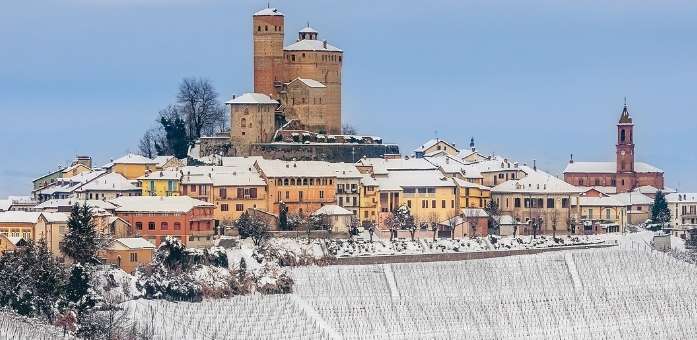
616,99,635,192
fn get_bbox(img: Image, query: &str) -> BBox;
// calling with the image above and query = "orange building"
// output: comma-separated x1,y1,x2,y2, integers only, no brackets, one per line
110,196,215,248
254,159,336,216
102,238,155,274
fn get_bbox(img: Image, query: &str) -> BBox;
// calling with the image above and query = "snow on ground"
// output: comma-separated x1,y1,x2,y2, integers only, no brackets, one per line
92,266,137,303
0,310,76,339
123,245,697,339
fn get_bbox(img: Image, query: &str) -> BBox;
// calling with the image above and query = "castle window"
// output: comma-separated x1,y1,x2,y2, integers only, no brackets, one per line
265,25,268,31
257,26,261,31
291,55,295,61
595,179,601,186
249,123,252,128
339,56,342,62
302,53,305,58
241,118,247,128
302,97,306,104
579,179,584,186
620,129,626,142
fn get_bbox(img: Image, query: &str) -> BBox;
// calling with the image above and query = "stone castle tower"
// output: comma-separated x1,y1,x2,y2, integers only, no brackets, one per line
252,7,343,135
616,102,635,192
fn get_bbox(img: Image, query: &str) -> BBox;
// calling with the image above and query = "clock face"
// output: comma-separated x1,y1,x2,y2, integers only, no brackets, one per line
621,151,626,156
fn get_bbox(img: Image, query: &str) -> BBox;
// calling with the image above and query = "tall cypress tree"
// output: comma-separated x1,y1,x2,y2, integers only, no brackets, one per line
60,204,100,265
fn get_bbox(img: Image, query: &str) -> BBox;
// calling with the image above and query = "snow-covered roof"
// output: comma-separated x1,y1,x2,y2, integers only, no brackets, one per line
255,159,337,178
461,208,489,217
360,175,379,187
112,153,158,165
666,193,697,204
153,155,176,168
292,78,326,88
34,198,117,211
0,211,41,224
110,196,213,213
356,158,437,175
609,192,654,206
225,93,279,105
333,163,362,179
577,186,618,195
0,200,10,211
375,170,455,191
112,237,156,249
299,26,318,33
414,139,458,154
284,39,342,52
572,196,625,207
77,173,139,192
312,204,353,216
452,178,491,191
563,161,663,174
137,170,181,181
424,154,471,174
254,7,283,16
212,172,266,187
492,170,582,194
633,185,676,195
221,156,264,169
41,212,69,223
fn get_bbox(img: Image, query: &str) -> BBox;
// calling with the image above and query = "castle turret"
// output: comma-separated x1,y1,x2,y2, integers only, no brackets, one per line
253,7,285,98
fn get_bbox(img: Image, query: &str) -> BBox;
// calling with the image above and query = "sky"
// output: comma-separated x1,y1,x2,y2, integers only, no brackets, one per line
1,0,696,197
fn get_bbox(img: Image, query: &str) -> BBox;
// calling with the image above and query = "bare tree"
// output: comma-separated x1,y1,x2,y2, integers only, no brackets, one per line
425,212,440,241
550,209,559,238
177,77,226,140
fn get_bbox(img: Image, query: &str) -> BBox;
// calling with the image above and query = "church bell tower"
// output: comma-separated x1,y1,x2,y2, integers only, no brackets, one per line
616,100,635,191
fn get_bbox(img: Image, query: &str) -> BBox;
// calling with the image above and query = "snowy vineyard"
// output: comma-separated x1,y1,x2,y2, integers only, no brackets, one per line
0,310,75,340
117,245,697,339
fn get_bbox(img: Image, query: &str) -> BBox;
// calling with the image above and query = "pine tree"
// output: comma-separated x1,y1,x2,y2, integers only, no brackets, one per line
61,204,100,265
650,191,671,231
64,264,96,314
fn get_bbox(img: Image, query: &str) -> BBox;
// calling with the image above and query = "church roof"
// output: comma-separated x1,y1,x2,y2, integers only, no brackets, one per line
618,104,633,124
563,161,663,174
284,39,342,52
254,8,283,16
492,169,583,194
225,93,278,105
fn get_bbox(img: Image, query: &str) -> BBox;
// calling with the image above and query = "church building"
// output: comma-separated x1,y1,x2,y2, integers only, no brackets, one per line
563,103,664,193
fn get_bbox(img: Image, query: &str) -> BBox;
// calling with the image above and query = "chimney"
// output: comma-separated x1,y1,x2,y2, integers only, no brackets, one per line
533,160,537,171
232,94,236,99
569,154,574,164
323,40,327,49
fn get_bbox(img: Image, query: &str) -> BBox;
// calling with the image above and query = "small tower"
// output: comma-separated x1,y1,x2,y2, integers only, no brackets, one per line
469,137,476,151
253,7,285,98
616,100,636,192
298,24,318,40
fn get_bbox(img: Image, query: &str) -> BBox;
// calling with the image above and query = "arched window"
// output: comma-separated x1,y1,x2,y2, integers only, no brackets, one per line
241,118,247,128
620,129,626,142
265,25,268,31
257,26,261,31
291,178,296,185
283,178,289,185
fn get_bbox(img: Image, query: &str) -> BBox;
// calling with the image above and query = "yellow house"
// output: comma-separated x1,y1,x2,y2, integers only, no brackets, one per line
138,170,181,197
414,138,460,158
453,178,491,209
110,153,159,180
179,166,216,202
374,170,458,227
0,211,40,240
359,175,379,223
34,212,70,260
102,238,155,274
211,171,268,222
571,196,627,233
255,159,337,216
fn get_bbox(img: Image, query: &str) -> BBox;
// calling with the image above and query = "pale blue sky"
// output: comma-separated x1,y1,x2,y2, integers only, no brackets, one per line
1,0,696,196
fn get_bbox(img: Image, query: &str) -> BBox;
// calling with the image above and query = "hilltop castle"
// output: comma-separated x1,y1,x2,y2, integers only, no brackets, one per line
228,7,343,148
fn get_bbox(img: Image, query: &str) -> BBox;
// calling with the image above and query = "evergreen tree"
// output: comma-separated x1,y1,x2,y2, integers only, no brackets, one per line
61,204,100,265
484,200,502,234
64,264,96,314
650,191,671,231
278,202,289,231
159,114,189,158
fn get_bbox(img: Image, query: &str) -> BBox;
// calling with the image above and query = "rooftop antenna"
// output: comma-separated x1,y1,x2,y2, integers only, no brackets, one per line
307,21,310,28
267,2,270,8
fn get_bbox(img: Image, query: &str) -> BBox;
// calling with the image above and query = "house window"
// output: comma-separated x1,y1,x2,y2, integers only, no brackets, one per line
136,222,143,230
442,200,446,209
236,204,244,211
148,222,155,230
547,198,555,209
431,200,436,209
299,191,304,201
562,198,570,208
220,188,227,199
174,222,181,230
161,222,168,230
320,191,324,199
514,198,521,208
221,204,229,212
129,252,138,262
285,191,290,199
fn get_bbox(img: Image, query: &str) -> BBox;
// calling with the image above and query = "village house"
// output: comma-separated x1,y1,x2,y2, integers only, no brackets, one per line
492,169,583,235
358,175,379,223
211,170,268,223
138,170,181,197
34,212,70,260
110,196,215,248
571,194,627,234
666,193,697,239
107,153,159,180
255,159,337,216
312,204,353,234
153,155,185,171
452,178,492,209
333,163,362,216
609,191,653,225
180,167,215,202
0,211,40,240
438,208,489,238
75,172,140,200
414,138,460,158
34,170,106,202
32,156,93,191
102,238,156,274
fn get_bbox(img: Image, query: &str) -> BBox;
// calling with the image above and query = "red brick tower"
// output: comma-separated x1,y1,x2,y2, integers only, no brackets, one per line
253,7,285,98
616,101,635,192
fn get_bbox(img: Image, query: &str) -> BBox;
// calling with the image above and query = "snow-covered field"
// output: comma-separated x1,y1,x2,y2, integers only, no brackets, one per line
123,243,697,339
0,310,75,340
